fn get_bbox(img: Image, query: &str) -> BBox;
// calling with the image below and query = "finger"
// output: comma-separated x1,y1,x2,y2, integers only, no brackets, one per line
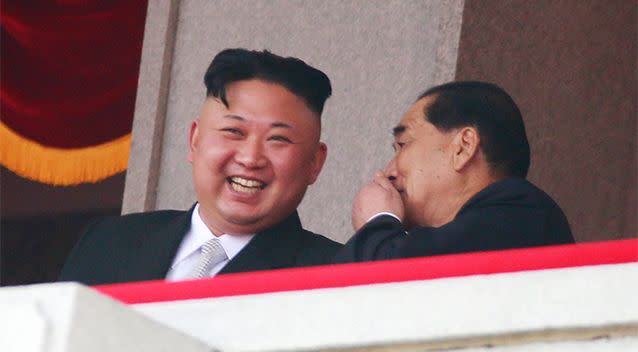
373,172,395,191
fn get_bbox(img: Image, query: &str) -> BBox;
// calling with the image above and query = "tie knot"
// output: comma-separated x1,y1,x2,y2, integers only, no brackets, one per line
201,238,223,255
189,237,227,279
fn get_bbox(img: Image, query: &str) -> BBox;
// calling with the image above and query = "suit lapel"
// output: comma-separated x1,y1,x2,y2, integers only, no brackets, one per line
123,207,306,279
126,207,194,281
219,211,305,274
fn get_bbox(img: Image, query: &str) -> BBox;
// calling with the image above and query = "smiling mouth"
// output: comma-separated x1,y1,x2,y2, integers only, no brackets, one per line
227,176,267,194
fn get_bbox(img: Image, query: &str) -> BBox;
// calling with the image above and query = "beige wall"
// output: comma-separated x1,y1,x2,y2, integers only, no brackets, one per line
456,0,637,242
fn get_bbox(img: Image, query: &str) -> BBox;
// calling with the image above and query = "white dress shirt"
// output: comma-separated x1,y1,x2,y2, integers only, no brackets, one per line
366,212,407,235
165,204,255,281
367,212,402,223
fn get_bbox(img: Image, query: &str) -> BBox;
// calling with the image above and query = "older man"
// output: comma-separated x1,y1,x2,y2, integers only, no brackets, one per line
61,49,341,285
337,81,573,262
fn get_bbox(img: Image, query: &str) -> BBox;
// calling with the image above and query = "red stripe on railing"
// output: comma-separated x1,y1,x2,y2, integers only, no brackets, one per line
95,239,637,304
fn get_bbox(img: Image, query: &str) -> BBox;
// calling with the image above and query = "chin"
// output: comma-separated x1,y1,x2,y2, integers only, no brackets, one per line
223,213,264,226
220,201,295,229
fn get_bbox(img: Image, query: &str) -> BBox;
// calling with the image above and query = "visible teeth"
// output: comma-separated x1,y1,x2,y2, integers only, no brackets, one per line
229,176,265,189
231,182,260,194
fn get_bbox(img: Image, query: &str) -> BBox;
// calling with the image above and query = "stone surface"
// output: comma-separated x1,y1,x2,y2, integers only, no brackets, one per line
122,0,180,215
135,263,638,352
0,283,212,352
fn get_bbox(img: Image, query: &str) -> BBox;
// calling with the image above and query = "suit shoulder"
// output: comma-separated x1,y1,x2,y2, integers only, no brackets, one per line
59,209,189,283
300,230,343,250
91,209,187,232
292,230,343,266
458,178,573,246
469,178,567,216
71,209,188,251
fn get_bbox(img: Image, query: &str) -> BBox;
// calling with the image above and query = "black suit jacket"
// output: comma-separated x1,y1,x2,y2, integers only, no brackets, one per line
60,207,342,285
336,178,574,263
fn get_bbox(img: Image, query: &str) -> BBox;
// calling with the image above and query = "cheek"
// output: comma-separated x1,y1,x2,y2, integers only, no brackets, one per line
270,148,313,182
197,139,234,169
397,151,429,198
395,149,417,179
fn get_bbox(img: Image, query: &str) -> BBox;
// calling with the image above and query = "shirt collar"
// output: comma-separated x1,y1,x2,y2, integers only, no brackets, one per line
171,204,255,266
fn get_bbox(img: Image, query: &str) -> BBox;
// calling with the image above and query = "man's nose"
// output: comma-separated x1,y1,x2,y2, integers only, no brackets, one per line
235,138,267,168
385,158,398,181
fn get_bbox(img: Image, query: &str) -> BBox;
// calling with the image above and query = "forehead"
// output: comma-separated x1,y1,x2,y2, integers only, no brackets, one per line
396,95,436,135
202,79,320,129
226,80,308,110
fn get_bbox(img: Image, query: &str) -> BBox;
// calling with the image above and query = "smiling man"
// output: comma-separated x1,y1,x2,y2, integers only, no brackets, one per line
61,49,341,285
337,81,574,262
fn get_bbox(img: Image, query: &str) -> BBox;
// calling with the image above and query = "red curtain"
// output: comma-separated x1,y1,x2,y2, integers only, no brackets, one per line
1,0,147,184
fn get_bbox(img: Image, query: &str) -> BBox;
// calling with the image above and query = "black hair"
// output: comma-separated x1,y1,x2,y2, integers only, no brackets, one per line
419,81,530,178
204,48,332,115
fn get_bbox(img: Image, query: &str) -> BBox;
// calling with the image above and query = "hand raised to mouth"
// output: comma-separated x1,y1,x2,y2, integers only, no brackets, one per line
351,170,405,231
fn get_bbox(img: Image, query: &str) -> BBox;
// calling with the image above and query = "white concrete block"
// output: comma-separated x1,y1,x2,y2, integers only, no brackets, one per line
135,263,638,351
0,283,212,352
0,303,47,352
460,336,638,352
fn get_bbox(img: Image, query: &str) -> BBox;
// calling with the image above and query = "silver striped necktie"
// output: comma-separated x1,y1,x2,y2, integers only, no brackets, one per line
189,237,227,279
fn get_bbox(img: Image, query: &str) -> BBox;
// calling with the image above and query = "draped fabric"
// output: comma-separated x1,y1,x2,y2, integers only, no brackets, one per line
0,0,147,185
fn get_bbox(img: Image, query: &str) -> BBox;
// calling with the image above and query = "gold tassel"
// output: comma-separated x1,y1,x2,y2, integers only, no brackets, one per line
0,120,131,186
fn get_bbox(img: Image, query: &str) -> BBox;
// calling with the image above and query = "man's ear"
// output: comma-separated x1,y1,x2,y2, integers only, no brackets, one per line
452,127,480,172
187,119,199,163
308,142,328,185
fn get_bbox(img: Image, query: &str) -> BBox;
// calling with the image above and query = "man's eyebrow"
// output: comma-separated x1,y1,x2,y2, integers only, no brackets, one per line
222,115,291,129
223,115,245,122
392,124,406,137
271,122,292,129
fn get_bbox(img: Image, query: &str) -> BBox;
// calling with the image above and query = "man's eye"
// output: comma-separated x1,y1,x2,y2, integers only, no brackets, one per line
269,135,293,144
219,128,243,137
